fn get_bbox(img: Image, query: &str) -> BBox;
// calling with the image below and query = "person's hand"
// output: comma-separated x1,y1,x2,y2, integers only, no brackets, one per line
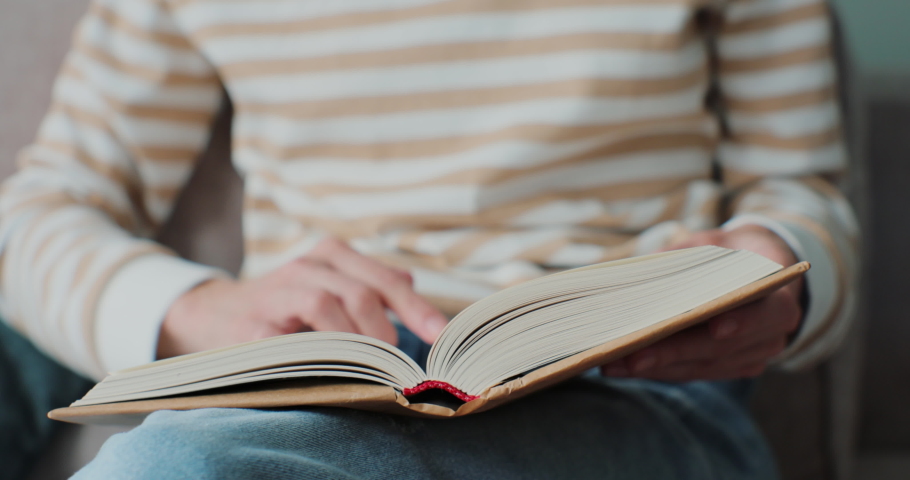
157,237,448,359
601,225,804,381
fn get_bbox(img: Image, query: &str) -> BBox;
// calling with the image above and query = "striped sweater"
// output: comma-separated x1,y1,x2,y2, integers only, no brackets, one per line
0,0,858,379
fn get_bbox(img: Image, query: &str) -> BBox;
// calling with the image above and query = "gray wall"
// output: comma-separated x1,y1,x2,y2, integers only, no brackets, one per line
832,0,910,81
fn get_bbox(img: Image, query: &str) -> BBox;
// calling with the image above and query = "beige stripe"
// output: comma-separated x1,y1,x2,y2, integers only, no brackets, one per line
32,140,133,190
147,185,184,204
244,233,310,255
796,175,859,252
60,64,217,124
722,2,828,35
84,191,144,231
581,183,690,228
247,177,702,239
592,240,638,264
238,71,707,119
756,212,847,357
189,0,691,40
721,169,764,190
729,128,841,150
31,141,151,229
235,113,710,160
396,230,426,254
275,133,713,198
720,45,832,74
438,230,505,266
0,192,81,226
130,145,202,164
724,87,836,113
71,249,99,290
90,1,195,50
50,102,114,134
420,294,475,318
42,233,98,325
17,209,63,271
222,30,697,79
75,40,217,88
103,94,217,124
514,238,575,265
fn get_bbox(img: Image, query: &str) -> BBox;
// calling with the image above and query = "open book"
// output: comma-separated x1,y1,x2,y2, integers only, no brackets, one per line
50,246,808,425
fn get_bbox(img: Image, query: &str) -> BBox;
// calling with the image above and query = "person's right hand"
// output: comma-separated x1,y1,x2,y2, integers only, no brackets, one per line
156,237,449,359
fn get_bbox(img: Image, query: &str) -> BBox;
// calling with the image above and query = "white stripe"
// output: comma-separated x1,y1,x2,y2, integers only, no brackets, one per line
269,149,710,219
719,142,845,174
110,115,211,150
137,161,199,188
243,211,306,240
268,137,607,185
679,180,721,230
547,243,606,266
463,229,565,266
82,16,212,76
247,121,713,185
510,199,605,226
96,0,185,36
175,0,445,31
719,18,829,59
616,195,670,229
208,7,691,64
231,45,705,102
69,52,220,110
412,267,500,301
413,229,476,256
55,76,108,114
727,101,839,137
721,61,834,100
236,89,705,146
40,112,131,164
11,167,134,217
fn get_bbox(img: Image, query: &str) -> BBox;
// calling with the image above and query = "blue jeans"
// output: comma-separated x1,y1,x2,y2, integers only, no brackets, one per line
74,326,779,480
0,321,92,480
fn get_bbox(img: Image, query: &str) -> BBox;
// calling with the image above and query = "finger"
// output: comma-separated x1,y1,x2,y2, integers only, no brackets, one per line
620,324,724,373
659,230,726,252
629,337,787,382
708,287,802,341
282,287,360,335
309,238,448,343
291,262,398,345
619,307,794,374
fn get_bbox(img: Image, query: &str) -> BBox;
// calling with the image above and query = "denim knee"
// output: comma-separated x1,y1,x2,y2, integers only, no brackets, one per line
73,408,372,480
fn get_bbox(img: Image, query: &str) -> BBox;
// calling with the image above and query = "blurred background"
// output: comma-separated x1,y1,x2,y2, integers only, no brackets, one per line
0,0,908,479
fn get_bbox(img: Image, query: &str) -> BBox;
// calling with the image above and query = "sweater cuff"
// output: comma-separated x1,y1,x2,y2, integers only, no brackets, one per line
94,254,227,375
723,213,840,366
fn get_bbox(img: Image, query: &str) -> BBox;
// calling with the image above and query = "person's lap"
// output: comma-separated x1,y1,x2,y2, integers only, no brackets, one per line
0,321,92,480
72,325,779,480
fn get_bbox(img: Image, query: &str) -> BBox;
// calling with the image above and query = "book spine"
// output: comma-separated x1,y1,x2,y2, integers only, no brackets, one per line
403,381,479,402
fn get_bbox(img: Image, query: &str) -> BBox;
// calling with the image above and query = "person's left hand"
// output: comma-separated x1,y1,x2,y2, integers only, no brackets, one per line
600,224,804,381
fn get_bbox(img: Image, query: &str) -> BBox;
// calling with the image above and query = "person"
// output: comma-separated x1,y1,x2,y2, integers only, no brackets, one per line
0,0,858,478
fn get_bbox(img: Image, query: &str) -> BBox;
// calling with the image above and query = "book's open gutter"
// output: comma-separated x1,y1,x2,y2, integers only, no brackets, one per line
71,246,784,408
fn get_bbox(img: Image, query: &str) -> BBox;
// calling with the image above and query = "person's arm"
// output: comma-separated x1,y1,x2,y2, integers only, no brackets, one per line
714,0,857,370
602,0,857,379
0,0,225,379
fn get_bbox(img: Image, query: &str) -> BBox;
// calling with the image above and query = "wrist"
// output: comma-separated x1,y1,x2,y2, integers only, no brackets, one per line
157,278,235,359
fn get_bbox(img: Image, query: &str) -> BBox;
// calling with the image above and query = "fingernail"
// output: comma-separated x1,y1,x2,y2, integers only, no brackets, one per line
632,353,657,372
425,315,449,338
605,365,629,376
716,320,739,339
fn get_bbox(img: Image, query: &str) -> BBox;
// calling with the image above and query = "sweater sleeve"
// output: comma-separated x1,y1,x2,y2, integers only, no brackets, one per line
715,0,859,370
0,0,227,379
